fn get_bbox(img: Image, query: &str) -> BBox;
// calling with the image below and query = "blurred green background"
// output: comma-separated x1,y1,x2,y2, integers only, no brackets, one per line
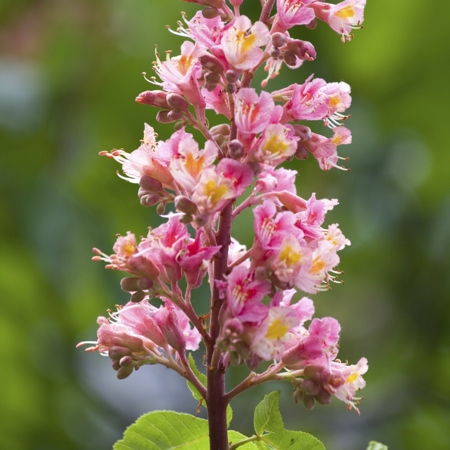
1,0,449,449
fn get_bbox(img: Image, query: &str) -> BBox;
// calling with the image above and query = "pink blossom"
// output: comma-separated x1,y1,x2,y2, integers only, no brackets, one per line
226,265,271,322
273,0,316,32
250,306,300,360
253,123,298,166
221,16,270,70
176,229,221,288
170,136,218,195
325,357,368,413
235,88,278,136
311,0,366,42
154,41,205,111
255,166,297,194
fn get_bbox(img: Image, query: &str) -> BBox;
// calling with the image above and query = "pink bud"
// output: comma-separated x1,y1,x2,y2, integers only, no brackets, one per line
156,110,176,123
199,54,225,74
225,70,239,83
136,90,170,109
139,176,163,192
271,32,287,48
175,196,198,215
202,7,221,19
166,93,189,111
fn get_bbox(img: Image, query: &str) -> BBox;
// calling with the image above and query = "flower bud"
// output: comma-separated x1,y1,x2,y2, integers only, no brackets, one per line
314,389,331,405
167,110,184,121
116,364,134,379
293,125,312,141
137,278,153,290
205,72,221,85
271,32,287,48
205,82,218,92
199,54,225,74
228,139,244,159
156,110,176,123
156,202,166,215
139,176,163,192
139,191,160,207
109,346,132,360
119,355,134,367
287,40,316,61
130,290,146,303
270,47,281,59
154,308,186,353
175,196,198,215
303,394,315,410
283,50,297,67
226,83,236,94
111,359,121,371
166,93,189,111
120,277,141,292
202,7,221,19
306,18,317,29
295,143,309,160
195,213,209,227
136,90,170,109
180,214,193,225
247,161,262,175
229,0,243,6
225,70,239,83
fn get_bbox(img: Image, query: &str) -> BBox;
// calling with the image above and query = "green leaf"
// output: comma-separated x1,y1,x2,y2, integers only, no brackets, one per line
366,442,388,450
254,391,284,435
113,411,210,449
113,410,256,450
253,391,325,450
185,354,233,427
262,430,325,450
186,353,207,403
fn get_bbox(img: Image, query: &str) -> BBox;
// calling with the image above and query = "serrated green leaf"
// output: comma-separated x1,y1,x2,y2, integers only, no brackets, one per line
262,430,325,450
254,391,284,435
366,442,388,450
113,411,210,450
186,354,233,428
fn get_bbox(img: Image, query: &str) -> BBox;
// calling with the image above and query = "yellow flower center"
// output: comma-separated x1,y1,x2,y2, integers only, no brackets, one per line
335,6,355,20
346,372,358,383
279,245,301,266
204,180,228,205
263,134,289,156
266,318,290,340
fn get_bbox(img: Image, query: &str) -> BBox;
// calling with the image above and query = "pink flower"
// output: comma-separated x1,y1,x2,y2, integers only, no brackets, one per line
250,306,300,360
154,41,206,114
311,0,366,42
177,229,221,288
170,136,218,195
325,357,368,414
226,265,271,322
273,0,316,32
253,123,299,166
191,158,253,215
221,16,270,70
235,88,278,136
255,166,297,194
101,124,174,188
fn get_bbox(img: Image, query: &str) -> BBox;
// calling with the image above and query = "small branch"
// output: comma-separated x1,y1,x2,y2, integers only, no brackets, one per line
179,352,208,401
260,0,276,26
232,192,258,220
228,248,252,272
225,361,284,402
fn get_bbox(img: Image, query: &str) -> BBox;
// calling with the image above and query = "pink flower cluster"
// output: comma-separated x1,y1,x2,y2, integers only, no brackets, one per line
81,0,368,414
